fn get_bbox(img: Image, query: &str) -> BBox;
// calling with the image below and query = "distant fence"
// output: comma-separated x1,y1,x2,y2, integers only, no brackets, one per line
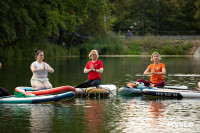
121,35,200,40
120,31,200,40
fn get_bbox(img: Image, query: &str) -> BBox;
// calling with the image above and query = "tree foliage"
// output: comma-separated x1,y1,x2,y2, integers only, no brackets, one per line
111,0,199,35
195,0,200,31
0,0,199,57
0,0,112,48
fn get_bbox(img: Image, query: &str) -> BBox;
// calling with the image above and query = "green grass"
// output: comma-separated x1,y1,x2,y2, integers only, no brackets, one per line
0,42,70,60
0,33,195,59
77,34,193,56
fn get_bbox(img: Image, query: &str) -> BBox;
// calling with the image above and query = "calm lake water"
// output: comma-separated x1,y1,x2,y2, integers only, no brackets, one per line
1,56,200,133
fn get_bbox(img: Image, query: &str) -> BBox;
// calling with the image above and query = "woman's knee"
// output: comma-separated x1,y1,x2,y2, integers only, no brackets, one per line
198,82,200,88
137,79,143,82
84,80,92,84
31,81,45,90
43,81,52,89
91,80,101,87
137,79,150,86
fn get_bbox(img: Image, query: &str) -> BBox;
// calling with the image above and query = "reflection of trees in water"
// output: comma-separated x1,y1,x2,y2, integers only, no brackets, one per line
149,101,164,118
30,104,55,133
0,104,56,133
84,99,104,133
0,104,75,133
0,104,31,132
103,97,167,132
51,101,77,132
148,101,165,128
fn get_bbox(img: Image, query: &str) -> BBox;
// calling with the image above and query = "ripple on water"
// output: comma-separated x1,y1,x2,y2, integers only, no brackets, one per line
105,97,200,133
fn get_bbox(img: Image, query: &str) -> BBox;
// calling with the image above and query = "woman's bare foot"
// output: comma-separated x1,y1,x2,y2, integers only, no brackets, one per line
195,88,200,91
149,83,154,87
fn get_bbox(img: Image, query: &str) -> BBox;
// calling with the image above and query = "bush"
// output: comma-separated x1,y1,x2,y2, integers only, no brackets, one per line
4,47,15,59
125,42,142,55
0,34,195,60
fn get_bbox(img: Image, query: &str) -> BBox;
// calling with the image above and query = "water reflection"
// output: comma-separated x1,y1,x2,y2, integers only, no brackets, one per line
0,104,31,132
148,101,165,129
0,103,75,133
2,57,200,92
1,57,200,133
149,101,164,118
83,99,103,133
106,96,200,133
0,96,200,133
30,104,54,133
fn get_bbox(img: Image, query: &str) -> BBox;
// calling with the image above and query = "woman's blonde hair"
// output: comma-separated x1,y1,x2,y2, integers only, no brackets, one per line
151,52,161,61
89,50,99,59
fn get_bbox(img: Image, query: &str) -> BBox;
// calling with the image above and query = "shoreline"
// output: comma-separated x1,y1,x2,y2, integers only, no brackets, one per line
99,55,195,57
2,55,197,61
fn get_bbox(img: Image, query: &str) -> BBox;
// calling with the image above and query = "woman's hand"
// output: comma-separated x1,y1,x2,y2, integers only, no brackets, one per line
151,67,166,75
43,62,54,73
42,62,46,70
151,67,156,74
90,64,95,71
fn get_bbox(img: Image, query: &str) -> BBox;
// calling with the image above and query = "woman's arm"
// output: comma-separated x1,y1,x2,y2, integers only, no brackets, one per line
143,68,151,75
151,67,166,75
30,62,54,73
95,68,103,73
46,64,54,73
84,68,91,73
84,67,103,73
30,64,44,72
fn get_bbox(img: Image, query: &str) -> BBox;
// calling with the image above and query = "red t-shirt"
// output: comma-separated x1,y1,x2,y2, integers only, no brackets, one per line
148,63,165,83
85,60,103,80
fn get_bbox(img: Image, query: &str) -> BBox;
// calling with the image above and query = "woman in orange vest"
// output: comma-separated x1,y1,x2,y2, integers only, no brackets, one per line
137,52,166,87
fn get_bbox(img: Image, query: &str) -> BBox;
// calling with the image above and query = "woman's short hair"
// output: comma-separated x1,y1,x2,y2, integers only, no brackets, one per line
151,52,161,61
89,50,99,59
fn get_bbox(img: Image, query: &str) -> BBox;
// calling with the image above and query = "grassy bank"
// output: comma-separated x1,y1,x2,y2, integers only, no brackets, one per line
77,34,194,56
0,34,197,60
0,42,74,60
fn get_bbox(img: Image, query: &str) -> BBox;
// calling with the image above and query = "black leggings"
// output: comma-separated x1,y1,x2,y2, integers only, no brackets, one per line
84,79,101,87
74,79,101,88
0,87,9,97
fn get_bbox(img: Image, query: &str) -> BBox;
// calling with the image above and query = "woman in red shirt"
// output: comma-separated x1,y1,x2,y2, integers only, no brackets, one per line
83,50,103,87
137,52,166,87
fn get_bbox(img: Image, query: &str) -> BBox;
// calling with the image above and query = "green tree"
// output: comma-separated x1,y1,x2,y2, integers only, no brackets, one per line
111,0,158,34
0,0,113,55
195,0,200,33
111,0,199,35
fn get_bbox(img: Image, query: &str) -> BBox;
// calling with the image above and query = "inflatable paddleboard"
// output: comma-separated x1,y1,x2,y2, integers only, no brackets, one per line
118,87,143,96
75,84,116,97
142,89,200,98
0,91,75,104
119,83,188,96
15,86,75,97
